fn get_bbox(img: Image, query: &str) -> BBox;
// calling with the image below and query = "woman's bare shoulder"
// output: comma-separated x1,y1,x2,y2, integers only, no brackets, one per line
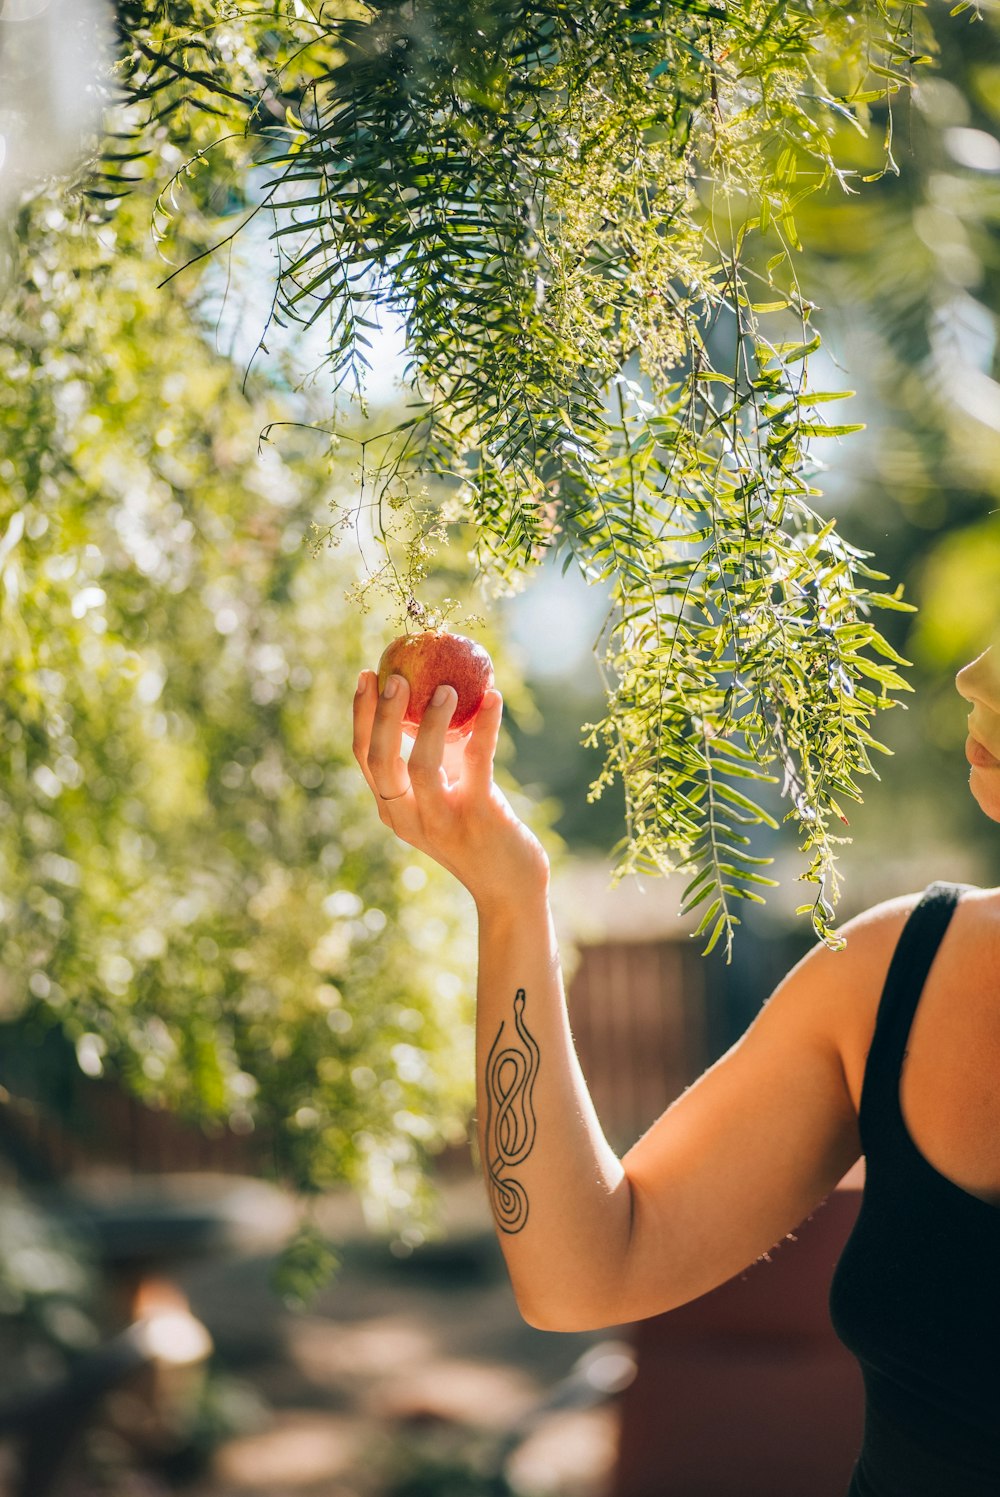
780,889,923,1007
830,881,1000,985
817,883,992,1109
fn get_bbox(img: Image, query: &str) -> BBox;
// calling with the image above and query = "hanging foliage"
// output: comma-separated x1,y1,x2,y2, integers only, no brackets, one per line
106,0,936,953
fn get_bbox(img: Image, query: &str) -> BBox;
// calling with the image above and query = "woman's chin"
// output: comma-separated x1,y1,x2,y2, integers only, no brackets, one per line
968,764,1000,823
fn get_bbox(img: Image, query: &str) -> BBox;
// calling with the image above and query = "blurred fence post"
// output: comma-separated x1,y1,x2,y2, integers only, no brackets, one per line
565,938,708,1155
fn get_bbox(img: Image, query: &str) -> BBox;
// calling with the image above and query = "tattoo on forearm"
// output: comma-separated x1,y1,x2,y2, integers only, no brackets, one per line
485,989,539,1234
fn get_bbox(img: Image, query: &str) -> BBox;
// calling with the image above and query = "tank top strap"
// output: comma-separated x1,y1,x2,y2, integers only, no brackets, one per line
859,881,971,1134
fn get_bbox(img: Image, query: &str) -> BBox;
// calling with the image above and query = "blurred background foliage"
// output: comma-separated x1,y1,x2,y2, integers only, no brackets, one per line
0,176,501,1232
794,0,1000,887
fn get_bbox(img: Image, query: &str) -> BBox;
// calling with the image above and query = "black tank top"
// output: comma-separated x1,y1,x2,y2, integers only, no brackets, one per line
829,881,1000,1497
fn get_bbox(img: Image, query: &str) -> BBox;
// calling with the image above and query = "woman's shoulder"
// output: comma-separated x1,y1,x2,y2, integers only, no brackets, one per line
761,883,997,1089
821,879,998,981
748,893,924,1106
819,881,998,1112
799,888,925,1002
839,881,1000,972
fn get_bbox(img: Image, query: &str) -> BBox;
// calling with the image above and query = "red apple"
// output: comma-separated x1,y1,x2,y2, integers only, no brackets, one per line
377,630,494,741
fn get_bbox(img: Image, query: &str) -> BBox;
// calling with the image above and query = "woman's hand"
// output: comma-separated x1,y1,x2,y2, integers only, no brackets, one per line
352,670,550,912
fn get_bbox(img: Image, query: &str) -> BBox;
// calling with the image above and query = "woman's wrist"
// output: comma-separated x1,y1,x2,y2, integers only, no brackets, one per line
473,863,551,926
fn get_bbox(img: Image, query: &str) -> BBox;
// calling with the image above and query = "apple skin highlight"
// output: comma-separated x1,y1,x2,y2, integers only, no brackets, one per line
377,631,494,741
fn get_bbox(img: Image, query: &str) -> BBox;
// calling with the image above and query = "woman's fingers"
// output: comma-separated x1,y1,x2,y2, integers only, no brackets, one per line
442,735,467,786
355,672,501,833
352,671,381,795
407,684,457,799
366,673,412,802
461,689,503,794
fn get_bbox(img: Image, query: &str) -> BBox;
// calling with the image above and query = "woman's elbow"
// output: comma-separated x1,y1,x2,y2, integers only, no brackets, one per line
514,1290,624,1334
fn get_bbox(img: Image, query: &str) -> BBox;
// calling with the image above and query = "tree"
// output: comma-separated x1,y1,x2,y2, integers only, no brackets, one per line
104,0,938,952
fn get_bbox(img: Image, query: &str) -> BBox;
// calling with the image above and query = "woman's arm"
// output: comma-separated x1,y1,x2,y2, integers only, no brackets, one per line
474,890,887,1331
353,670,631,1325
473,893,633,1330
353,668,903,1332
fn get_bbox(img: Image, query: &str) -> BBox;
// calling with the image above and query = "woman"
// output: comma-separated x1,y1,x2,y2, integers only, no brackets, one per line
352,646,1000,1496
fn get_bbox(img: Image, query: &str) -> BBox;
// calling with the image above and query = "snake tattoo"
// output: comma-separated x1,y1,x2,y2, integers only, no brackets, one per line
485,989,540,1234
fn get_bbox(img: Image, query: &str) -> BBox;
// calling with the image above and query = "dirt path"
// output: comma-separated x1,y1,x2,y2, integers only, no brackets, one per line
179,1175,626,1497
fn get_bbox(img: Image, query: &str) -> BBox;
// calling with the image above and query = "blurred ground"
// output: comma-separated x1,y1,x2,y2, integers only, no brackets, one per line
179,1172,623,1497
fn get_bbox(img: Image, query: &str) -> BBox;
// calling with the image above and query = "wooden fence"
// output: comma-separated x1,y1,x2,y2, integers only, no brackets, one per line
0,933,715,1183
565,938,709,1153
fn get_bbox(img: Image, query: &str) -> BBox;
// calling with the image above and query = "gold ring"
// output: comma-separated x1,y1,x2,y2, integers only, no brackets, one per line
378,788,409,803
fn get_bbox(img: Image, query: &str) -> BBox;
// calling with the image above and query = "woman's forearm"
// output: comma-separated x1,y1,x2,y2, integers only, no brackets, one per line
351,671,631,1327
475,889,633,1331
